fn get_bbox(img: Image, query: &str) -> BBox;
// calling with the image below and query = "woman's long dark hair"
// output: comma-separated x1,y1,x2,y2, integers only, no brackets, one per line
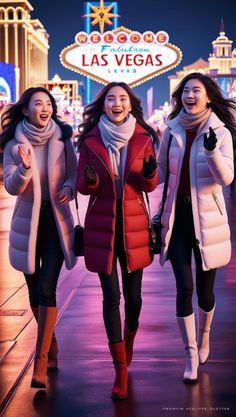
169,72,236,143
76,82,158,148
0,87,72,148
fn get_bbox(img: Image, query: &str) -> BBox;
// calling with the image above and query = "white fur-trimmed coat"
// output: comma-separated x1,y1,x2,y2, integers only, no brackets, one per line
3,123,77,274
157,112,234,271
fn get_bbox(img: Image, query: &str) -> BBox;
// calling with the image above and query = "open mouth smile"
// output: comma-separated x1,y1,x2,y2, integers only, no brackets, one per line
39,115,49,121
185,102,196,107
112,110,122,115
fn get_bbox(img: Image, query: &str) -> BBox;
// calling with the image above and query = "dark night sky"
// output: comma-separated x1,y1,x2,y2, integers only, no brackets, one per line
31,0,236,115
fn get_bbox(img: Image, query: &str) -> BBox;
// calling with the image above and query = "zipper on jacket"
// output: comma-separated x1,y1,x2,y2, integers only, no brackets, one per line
122,162,134,273
137,196,149,219
212,192,223,215
122,192,131,273
88,141,151,274
87,196,97,215
87,145,113,179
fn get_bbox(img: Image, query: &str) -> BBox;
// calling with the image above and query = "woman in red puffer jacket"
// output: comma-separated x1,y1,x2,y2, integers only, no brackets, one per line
76,82,158,400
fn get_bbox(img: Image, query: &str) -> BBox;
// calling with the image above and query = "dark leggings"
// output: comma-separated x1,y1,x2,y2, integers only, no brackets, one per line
24,202,64,308
168,196,216,317
99,201,143,344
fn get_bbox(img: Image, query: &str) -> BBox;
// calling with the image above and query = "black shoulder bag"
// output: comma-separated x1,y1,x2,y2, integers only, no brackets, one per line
73,195,84,256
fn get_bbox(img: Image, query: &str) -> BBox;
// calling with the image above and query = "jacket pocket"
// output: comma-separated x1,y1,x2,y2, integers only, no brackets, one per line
212,192,223,215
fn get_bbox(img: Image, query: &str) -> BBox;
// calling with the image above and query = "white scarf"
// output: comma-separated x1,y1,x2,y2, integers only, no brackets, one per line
98,113,136,178
21,118,57,146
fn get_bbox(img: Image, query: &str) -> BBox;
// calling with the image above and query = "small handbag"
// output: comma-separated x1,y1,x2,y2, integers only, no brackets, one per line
145,193,160,255
151,134,173,254
150,212,162,255
73,195,84,257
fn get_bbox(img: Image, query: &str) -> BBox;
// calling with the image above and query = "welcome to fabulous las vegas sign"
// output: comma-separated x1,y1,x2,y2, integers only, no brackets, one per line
60,26,182,88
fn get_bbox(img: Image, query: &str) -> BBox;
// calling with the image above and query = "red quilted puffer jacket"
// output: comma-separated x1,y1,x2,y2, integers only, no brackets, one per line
77,123,158,275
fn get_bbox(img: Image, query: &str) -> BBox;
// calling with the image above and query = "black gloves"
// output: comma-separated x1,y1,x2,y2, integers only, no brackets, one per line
84,166,97,185
143,155,157,178
204,127,217,151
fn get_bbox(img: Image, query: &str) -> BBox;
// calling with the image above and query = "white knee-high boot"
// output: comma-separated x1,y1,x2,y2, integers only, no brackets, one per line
176,313,199,382
197,304,215,365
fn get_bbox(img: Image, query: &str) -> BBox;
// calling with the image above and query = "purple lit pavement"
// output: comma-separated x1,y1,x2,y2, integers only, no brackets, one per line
0,163,236,417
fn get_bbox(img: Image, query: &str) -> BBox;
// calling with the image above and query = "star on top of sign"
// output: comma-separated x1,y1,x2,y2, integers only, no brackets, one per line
83,0,120,34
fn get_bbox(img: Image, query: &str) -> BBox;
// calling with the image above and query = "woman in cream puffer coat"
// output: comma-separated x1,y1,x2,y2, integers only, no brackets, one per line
159,111,233,271
0,87,77,390
157,73,235,384
3,120,77,274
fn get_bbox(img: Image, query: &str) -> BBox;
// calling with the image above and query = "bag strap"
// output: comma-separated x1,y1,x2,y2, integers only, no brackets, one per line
159,133,173,217
145,133,173,221
145,192,152,226
75,195,82,226
64,141,82,227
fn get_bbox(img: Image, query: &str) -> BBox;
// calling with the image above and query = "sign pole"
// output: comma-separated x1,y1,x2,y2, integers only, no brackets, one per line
84,1,119,104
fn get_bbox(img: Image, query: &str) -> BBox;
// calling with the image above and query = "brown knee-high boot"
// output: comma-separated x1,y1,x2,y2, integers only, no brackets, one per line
31,307,58,371
47,334,58,371
109,341,128,399
31,306,57,388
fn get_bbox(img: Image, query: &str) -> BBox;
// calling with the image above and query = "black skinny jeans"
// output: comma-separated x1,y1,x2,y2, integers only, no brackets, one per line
99,201,143,344
168,195,216,317
24,202,64,308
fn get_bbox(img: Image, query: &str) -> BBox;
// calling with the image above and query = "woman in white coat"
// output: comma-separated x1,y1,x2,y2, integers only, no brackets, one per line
157,73,235,383
0,87,77,388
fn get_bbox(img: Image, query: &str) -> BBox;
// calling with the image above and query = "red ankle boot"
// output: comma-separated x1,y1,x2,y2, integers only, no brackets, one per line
124,324,138,367
109,341,128,399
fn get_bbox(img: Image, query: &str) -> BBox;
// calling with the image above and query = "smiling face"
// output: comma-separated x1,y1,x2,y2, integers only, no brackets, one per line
181,79,210,114
103,86,132,125
23,91,53,127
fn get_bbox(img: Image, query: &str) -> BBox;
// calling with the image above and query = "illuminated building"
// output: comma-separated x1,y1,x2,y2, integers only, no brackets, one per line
209,18,236,98
168,19,236,99
37,74,84,131
0,0,83,127
37,73,79,103
0,0,49,95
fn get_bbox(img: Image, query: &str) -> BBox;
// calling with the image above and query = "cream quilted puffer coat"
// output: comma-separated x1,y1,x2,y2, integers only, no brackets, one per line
3,123,77,274
157,112,234,271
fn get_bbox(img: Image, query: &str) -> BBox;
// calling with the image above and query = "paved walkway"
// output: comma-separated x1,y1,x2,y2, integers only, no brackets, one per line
0,166,236,417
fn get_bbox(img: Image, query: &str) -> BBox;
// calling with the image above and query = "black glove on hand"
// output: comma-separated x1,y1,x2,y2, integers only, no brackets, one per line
143,155,157,178
204,127,217,151
84,166,97,185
